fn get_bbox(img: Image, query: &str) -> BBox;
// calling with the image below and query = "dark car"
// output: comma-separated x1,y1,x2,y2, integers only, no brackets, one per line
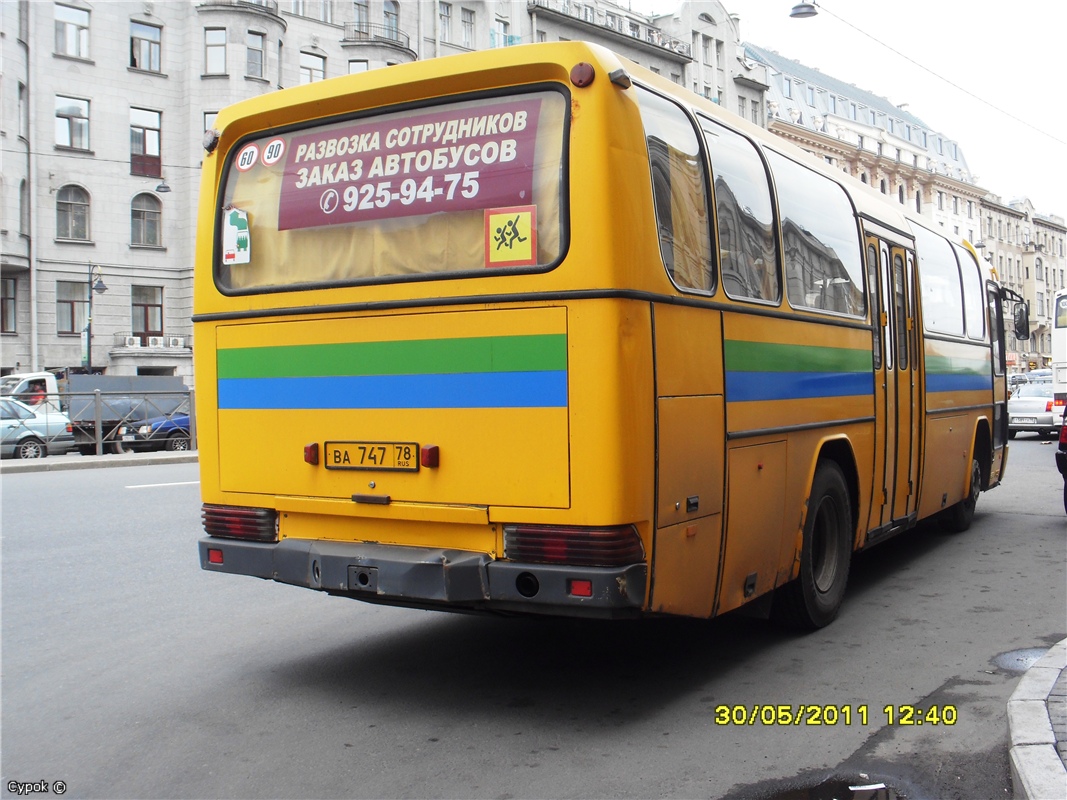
1057,408,1067,514
121,413,191,452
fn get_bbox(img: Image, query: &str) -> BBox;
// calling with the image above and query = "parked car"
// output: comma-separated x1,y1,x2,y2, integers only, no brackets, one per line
121,413,191,452
1007,383,1057,438
0,397,76,459
1057,408,1067,515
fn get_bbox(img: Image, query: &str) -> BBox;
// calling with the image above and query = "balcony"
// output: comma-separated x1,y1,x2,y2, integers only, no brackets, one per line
343,22,411,50
527,0,692,60
198,0,280,15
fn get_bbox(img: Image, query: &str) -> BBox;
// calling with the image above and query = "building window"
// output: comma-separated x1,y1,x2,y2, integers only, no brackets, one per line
937,191,944,211
130,21,161,72
782,80,791,99
19,180,29,235
828,95,837,115
318,0,333,23
702,36,711,65
131,193,162,246
55,4,90,59
439,3,451,42
750,101,760,125
738,97,747,117
204,111,217,132
246,31,265,77
300,52,325,83
869,109,877,125
353,1,369,33
915,190,921,213
56,185,90,240
849,102,857,120
132,286,163,343
57,281,88,334
205,28,227,74
383,0,399,38
130,108,161,177
493,19,509,47
461,8,474,48
55,95,90,150
1,278,15,333
807,86,815,106
19,83,29,138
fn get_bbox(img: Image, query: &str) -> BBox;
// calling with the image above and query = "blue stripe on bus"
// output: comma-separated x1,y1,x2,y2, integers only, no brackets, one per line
725,371,874,402
218,371,568,410
925,373,992,393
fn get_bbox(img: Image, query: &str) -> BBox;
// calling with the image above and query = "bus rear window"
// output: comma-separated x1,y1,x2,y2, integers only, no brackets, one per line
215,90,567,293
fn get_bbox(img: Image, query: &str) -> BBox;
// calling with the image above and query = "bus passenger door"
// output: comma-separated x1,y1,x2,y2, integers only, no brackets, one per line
866,237,892,531
867,237,919,531
889,247,918,520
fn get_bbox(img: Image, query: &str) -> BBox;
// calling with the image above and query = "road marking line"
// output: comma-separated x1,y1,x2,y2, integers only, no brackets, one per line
125,480,200,489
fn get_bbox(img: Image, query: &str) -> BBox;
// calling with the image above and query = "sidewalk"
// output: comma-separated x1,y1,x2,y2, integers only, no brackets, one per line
1008,638,1067,799
0,449,198,474
3,449,1065,798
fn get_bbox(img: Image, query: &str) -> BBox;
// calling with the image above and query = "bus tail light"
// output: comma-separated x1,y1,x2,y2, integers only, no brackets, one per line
503,524,644,567
202,504,278,542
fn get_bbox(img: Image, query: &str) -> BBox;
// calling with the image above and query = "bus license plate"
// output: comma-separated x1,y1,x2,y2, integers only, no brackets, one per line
324,441,419,471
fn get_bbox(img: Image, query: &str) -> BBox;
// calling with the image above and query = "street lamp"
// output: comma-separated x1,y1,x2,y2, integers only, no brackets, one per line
84,262,108,374
789,2,819,18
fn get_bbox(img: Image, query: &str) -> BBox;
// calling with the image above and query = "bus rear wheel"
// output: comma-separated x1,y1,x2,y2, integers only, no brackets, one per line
942,456,981,533
773,461,852,630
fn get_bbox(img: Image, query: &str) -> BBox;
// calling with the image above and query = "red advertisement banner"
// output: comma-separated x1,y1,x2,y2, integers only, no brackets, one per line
276,98,542,231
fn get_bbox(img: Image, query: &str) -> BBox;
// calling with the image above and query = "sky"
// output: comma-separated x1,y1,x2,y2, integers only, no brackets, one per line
631,0,1067,219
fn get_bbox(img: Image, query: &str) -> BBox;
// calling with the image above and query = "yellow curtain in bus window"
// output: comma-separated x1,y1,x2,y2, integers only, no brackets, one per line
222,206,251,266
485,205,537,268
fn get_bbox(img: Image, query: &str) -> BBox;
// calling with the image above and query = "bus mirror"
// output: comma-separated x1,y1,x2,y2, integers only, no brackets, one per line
1013,303,1029,340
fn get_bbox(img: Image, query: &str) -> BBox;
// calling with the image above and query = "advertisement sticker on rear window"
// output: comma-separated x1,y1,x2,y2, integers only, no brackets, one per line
278,99,542,231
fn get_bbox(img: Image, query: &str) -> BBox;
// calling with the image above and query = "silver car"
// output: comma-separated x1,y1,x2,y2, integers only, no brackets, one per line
0,397,76,458
1007,383,1058,439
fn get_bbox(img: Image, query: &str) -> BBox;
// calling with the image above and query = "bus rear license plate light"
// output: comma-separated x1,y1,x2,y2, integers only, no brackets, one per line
207,548,224,564
568,579,593,598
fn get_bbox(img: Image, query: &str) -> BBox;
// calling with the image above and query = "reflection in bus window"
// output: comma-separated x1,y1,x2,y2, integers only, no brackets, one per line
867,243,882,369
765,150,864,316
638,86,712,293
912,224,964,336
699,118,777,302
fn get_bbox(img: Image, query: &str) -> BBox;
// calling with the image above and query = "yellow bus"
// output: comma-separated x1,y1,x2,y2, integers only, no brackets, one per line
195,42,1027,628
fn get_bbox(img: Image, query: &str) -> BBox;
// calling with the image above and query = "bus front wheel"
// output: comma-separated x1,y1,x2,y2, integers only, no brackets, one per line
773,461,852,630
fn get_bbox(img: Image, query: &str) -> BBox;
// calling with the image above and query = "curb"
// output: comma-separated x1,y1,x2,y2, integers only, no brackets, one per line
1008,638,1067,799
0,451,198,474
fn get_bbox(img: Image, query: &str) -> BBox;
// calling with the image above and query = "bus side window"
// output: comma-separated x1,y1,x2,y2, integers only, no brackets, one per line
911,224,964,337
699,117,778,303
764,150,864,317
954,243,986,340
637,86,713,293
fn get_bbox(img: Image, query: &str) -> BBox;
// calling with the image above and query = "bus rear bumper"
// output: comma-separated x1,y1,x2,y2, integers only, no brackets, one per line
198,537,647,617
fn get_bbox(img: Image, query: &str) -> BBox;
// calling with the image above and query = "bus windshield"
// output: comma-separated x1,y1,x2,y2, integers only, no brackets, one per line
216,89,568,293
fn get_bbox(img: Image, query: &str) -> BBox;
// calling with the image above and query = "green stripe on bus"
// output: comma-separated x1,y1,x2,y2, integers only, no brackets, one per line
725,340,872,373
923,354,989,375
217,334,567,379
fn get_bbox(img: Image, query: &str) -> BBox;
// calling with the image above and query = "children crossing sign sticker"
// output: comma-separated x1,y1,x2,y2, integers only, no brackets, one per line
484,205,537,268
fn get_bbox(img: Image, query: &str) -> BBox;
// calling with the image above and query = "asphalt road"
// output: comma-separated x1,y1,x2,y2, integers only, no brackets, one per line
1,438,1063,800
